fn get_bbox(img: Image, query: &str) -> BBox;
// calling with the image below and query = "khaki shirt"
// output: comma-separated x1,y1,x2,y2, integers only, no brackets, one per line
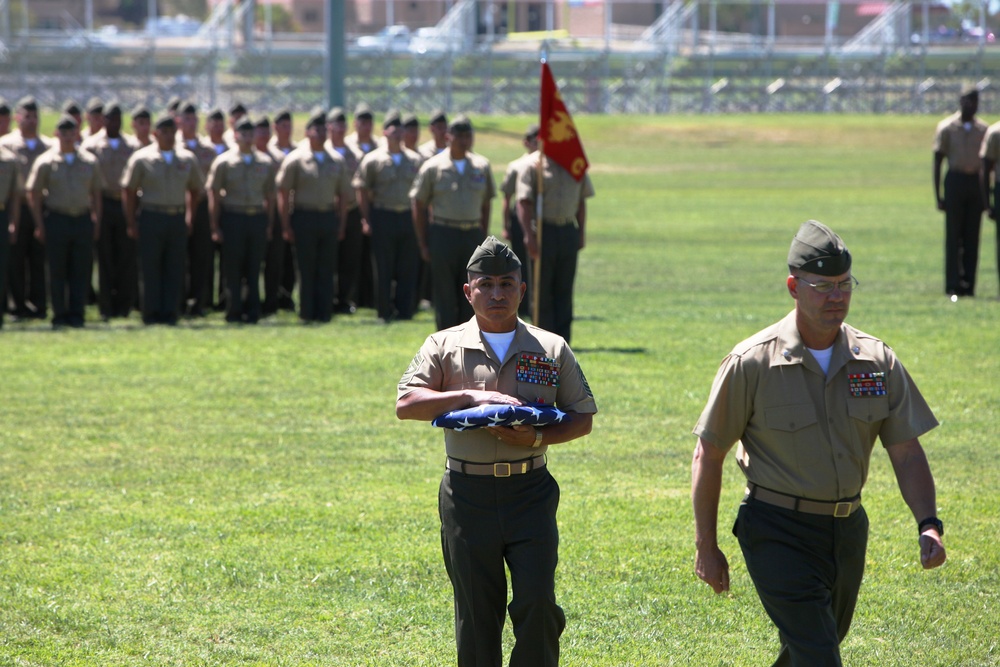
0,131,54,183
0,146,23,209
81,133,139,199
275,145,350,211
979,120,1000,162
345,133,377,158
205,148,276,209
409,151,495,222
26,148,104,212
120,144,205,207
501,152,535,206
353,146,422,211
179,135,223,176
418,139,445,162
398,318,597,463
934,112,988,173
326,141,362,209
266,137,295,163
693,311,938,502
516,153,595,223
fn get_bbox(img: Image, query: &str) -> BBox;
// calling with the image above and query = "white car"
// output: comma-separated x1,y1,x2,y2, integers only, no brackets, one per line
355,25,412,52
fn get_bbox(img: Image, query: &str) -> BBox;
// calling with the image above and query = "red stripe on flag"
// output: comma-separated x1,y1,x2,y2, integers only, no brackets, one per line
540,62,589,182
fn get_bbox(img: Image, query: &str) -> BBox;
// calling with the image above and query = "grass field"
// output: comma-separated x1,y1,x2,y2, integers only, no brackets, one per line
2,114,999,666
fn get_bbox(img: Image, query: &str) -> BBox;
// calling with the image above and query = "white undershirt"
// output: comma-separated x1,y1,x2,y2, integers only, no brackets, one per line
808,346,834,375
390,153,402,166
454,158,467,175
482,330,516,363
313,151,325,163
108,138,121,150
62,153,75,165
25,138,38,151
161,150,175,164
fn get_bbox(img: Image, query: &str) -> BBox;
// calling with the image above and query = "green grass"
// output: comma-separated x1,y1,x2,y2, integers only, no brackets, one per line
2,114,999,666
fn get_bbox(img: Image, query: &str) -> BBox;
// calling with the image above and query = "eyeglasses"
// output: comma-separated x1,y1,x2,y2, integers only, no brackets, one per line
795,276,859,294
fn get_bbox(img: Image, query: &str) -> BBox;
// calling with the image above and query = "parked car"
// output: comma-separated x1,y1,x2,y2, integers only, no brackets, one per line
355,25,412,52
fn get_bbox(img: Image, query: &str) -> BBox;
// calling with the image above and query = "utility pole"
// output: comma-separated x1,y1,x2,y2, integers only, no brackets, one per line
325,0,345,108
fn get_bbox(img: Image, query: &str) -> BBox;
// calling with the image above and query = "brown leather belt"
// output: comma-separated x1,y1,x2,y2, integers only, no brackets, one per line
142,203,184,215
48,208,90,217
543,217,576,227
224,206,265,215
432,217,480,231
447,456,546,478
746,483,861,518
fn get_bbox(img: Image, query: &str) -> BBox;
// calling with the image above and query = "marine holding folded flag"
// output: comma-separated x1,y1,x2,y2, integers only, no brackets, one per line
396,236,596,667
517,60,594,343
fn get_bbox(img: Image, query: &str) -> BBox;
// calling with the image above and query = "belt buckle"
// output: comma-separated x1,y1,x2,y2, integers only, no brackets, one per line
833,501,852,518
493,462,511,478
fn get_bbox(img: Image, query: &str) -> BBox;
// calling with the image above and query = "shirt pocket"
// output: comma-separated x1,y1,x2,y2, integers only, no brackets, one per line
846,397,889,423
517,382,558,407
764,404,818,433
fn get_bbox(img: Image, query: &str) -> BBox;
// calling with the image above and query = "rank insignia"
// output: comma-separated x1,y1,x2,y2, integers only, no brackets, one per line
848,372,886,397
516,353,559,388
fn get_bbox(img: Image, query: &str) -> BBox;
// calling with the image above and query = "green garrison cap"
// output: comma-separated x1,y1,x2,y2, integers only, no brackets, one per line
86,96,104,114
55,114,78,131
788,220,852,277
274,108,292,123
354,102,373,119
154,113,177,130
382,109,401,129
103,100,123,116
449,114,472,133
0,97,10,115
327,106,346,123
235,117,254,132
61,99,81,116
402,113,418,127
467,236,521,275
305,107,327,129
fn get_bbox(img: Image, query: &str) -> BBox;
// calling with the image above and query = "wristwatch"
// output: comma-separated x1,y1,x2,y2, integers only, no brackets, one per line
532,428,543,448
918,516,944,536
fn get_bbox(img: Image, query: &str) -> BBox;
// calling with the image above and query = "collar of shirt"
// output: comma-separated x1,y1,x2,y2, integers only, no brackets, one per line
769,311,877,376
456,317,544,365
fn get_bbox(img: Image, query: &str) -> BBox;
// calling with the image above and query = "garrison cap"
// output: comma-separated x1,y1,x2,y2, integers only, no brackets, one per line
254,115,271,129
448,114,472,133
402,112,418,127
103,99,123,116
429,108,447,125
235,116,254,132
382,109,401,129
961,88,979,102
206,107,225,121
154,113,177,130
229,102,248,116
130,104,151,120
305,107,327,129
354,102,373,119
179,100,198,115
166,96,182,113
61,99,82,116
17,96,39,112
788,220,852,277
326,106,346,123
0,97,9,115
467,236,522,275
524,123,540,140
86,96,104,114
274,108,292,123
55,114,79,131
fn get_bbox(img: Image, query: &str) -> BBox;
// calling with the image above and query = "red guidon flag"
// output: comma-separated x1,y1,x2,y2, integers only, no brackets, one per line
540,61,589,181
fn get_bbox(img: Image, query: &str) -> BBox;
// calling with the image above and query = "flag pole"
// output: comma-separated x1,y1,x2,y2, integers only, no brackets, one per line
532,50,547,325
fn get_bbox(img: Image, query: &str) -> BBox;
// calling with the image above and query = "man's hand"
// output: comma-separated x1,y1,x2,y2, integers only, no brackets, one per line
465,390,523,407
919,530,946,569
695,544,731,594
486,423,536,447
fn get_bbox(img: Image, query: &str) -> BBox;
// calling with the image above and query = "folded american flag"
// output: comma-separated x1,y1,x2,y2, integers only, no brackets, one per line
432,404,567,431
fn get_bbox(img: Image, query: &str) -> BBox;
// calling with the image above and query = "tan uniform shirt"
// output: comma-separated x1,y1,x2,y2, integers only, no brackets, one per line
345,133,377,158
275,145,350,211
934,112,988,173
0,131,54,187
179,135,222,178
81,133,139,200
120,144,205,207
979,120,1000,162
409,151,496,222
398,318,597,463
26,148,104,213
205,148,276,209
693,311,938,502
326,141,362,210
418,139,445,162
353,146,422,212
266,137,295,163
516,153,595,224
0,146,22,209
501,152,536,209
